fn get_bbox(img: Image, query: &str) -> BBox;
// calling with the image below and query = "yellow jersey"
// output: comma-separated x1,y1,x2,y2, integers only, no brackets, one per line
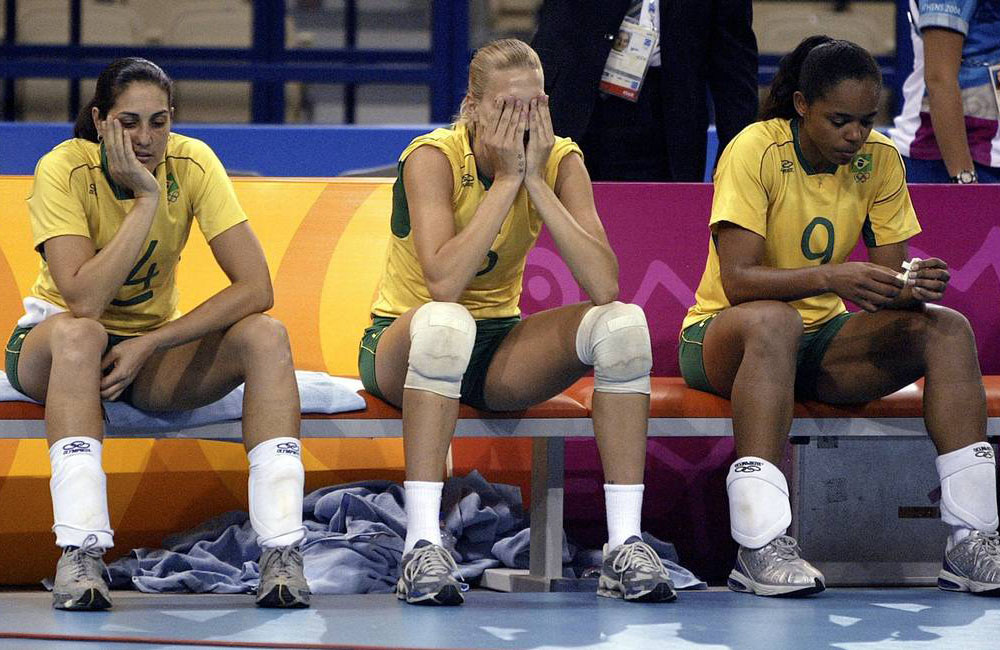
682,118,921,332
26,133,248,335
371,123,583,319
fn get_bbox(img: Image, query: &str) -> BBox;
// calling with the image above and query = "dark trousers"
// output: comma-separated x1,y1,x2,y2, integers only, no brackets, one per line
579,66,671,182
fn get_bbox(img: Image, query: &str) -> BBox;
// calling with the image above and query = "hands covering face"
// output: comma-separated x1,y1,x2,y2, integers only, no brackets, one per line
477,94,553,182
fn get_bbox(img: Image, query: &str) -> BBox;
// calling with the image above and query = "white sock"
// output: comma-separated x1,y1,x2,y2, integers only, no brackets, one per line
248,437,306,548
404,480,443,553
605,483,644,549
49,436,114,549
726,456,791,549
936,442,998,551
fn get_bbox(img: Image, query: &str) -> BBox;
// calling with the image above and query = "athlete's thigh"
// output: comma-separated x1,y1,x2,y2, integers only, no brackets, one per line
11,314,73,402
813,310,925,404
127,330,243,411
370,308,421,408
482,302,592,411
699,301,801,398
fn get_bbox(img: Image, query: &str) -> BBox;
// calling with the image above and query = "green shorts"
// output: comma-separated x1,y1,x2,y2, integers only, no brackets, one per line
5,324,139,404
678,311,853,401
358,315,521,411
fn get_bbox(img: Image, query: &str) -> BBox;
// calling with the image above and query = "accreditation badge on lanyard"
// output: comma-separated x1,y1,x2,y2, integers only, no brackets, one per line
599,0,659,102
989,63,1000,117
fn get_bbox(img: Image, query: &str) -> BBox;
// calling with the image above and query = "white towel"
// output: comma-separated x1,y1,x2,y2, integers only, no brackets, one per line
0,370,366,433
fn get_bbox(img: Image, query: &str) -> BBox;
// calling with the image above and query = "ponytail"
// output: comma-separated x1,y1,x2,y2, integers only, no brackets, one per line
760,35,881,121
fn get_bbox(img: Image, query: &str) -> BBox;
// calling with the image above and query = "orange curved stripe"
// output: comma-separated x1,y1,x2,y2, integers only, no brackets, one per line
270,183,380,371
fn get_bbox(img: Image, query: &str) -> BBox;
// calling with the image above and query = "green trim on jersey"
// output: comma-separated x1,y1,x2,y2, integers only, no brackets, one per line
791,119,837,175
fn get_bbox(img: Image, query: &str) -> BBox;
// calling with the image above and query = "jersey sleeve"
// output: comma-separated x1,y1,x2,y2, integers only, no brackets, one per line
865,145,922,246
708,129,770,237
917,0,974,36
26,151,91,252
188,141,249,242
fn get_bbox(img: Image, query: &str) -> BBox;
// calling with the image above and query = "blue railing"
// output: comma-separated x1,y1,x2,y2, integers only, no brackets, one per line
0,0,470,123
1,1,914,123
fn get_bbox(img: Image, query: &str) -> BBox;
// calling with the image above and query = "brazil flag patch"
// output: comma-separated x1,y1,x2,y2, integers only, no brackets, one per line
851,153,872,183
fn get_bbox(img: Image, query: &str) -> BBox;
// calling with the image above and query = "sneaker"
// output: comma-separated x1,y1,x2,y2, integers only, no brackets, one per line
728,535,825,597
598,536,677,602
256,545,310,608
52,534,112,611
397,540,467,605
938,530,1000,594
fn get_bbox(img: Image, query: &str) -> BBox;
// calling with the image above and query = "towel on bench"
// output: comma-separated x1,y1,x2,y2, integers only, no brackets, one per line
0,370,366,433
106,471,705,594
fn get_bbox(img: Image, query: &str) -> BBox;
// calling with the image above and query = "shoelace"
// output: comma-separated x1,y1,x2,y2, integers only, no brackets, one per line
69,534,105,581
974,531,1000,559
611,541,664,575
403,544,462,584
768,535,803,561
263,546,302,581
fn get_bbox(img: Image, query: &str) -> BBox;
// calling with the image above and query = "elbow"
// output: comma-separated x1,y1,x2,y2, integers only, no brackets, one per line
63,294,104,321
426,277,462,304
256,282,274,313
589,281,619,306
720,274,750,306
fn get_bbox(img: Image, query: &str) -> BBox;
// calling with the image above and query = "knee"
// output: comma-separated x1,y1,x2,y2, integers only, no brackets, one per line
576,301,652,393
230,314,292,365
49,317,107,365
740,302,803,349
404,302,476,399
922,305,975,343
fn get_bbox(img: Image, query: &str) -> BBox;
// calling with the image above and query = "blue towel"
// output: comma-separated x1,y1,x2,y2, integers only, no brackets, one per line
107,471,704,593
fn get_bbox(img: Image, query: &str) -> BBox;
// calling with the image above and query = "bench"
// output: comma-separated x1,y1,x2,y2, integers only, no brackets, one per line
1,176,998,586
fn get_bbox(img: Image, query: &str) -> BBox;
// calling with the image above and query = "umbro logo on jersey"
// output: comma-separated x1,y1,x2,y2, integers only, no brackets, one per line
974,445,994,459
276,441,300,456
62,440,92,455
780,160,794,173
461,173,474,187
734,460,762,473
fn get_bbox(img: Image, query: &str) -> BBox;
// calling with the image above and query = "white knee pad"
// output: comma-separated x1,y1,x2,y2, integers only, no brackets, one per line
248,437,306,548
937,442,999,532
726,457,791,549
575,302,652,394
49,437,114,549
404,302,476,399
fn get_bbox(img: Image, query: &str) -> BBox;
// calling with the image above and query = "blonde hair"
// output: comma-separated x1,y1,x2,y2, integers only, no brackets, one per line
455,38,542,127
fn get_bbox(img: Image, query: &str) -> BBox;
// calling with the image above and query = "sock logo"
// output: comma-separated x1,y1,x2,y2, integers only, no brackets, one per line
276,441,300,456
974,445,994,459
733,460,762,473
61,440,92,455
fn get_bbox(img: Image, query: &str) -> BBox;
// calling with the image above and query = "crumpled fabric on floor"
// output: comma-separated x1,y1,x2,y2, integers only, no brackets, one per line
107,470,704,594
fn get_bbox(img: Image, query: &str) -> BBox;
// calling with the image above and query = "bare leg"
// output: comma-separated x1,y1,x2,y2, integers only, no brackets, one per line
484,302,647,484
15,314,108,446
128,313,300,451
700,301,803,464
814,304,985,453
368,307,460,482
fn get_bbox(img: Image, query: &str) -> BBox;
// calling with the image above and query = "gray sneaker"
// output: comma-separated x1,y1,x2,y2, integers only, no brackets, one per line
52,534,111,611
938,530,1000,594
256,545,310,608
598,536,677,602
728,535,825,597
397,540,467,605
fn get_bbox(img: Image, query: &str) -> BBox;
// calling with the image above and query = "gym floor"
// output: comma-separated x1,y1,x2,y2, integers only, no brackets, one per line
1,587,997,649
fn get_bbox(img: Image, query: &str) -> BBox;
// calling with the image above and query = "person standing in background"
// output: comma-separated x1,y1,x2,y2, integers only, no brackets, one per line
530,0,758,182
890,0,1000,183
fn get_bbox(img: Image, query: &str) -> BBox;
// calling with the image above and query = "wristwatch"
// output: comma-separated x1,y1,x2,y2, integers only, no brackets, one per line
950,169,978,184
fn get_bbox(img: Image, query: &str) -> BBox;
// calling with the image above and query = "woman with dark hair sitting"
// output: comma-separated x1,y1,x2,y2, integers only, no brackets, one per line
6,58,309,610
679,36,998,596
